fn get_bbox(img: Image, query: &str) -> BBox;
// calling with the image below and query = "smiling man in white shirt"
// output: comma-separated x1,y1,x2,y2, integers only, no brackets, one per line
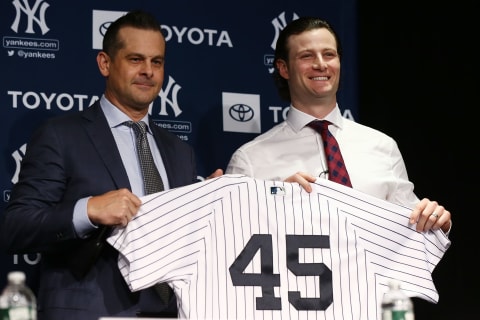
225,16,452,235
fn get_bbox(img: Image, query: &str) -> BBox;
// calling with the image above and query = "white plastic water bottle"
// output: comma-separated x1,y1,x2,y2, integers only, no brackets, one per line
0,271,37,320
381,279,414,320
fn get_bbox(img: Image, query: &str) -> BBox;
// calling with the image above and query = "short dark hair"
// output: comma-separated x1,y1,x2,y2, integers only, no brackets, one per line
273,17,342,102
102,10,164,57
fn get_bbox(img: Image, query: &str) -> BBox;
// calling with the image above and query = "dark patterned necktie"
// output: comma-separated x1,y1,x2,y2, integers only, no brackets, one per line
308,120,352,187
124,120,172,304
124,121,164,194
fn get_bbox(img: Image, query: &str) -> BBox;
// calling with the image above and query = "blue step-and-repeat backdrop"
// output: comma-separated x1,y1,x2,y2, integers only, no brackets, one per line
0,0,358,290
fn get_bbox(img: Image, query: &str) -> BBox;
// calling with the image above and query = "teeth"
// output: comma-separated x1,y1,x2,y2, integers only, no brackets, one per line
312,76,328,80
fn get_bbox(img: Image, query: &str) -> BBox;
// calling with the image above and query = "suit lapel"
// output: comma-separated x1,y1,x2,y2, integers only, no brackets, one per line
82,102,131,190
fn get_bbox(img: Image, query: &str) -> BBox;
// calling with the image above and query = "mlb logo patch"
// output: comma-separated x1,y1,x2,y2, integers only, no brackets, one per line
270,186,285,195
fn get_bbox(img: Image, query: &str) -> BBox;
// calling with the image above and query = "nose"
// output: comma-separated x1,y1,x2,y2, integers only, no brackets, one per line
313,56,327,70
141,61,154,77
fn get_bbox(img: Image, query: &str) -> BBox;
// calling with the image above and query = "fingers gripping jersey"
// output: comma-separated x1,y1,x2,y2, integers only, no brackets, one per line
107,174,450,320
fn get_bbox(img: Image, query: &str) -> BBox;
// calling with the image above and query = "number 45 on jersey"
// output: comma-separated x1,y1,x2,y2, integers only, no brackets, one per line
229,234,333,311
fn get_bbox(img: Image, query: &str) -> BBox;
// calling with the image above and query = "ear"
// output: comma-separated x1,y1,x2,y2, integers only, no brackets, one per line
276,59,290,80
96,51,110,77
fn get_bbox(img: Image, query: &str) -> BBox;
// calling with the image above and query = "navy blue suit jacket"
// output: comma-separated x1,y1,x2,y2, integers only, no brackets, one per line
0,101,197,319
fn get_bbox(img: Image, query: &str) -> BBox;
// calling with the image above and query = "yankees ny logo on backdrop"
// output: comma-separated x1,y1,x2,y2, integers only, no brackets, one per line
11,0,50,35
157,75,183,117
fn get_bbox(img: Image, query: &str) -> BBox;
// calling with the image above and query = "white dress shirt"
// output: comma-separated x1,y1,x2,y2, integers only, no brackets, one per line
226,104,420,209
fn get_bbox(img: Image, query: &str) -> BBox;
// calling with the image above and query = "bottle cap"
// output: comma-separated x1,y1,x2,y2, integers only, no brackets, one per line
7,271,26,284
388,279,401,290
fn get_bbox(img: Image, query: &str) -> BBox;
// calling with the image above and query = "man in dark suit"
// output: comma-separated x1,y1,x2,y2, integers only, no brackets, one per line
0,10,222,320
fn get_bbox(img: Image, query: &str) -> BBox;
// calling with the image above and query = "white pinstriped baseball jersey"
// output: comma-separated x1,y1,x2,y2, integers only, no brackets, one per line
107,174,450,320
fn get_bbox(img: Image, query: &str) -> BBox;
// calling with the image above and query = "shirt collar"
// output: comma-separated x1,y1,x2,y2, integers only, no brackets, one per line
286,103,345,132
99,95,151,133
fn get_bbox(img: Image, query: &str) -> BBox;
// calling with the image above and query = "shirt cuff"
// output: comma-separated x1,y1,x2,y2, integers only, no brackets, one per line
73,196,98,238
